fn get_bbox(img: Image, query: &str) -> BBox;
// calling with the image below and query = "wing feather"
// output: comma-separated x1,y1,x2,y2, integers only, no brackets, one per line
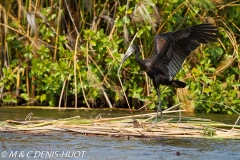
151,23,218,79
153,32,173,54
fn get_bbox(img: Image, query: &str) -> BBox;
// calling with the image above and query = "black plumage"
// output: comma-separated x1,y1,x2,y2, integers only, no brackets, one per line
120,24,219,121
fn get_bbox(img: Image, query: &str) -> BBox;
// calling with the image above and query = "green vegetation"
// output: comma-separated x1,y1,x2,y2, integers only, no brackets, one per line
0,0,239,114
202,126,216,137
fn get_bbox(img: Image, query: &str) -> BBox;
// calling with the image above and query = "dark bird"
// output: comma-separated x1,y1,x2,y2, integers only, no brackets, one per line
120,24,219,122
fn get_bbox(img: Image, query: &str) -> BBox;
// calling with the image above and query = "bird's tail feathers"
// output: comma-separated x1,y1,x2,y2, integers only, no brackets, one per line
171,80,186,88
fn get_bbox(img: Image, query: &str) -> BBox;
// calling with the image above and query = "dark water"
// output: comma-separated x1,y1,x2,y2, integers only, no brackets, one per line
0,107,240,160
1,132,240,160
0,107,140,121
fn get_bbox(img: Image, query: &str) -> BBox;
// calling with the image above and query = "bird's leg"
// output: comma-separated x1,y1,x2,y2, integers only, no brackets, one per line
155,87,162,123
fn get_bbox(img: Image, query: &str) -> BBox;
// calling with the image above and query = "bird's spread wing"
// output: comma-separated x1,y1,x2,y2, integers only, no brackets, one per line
152,24,218,79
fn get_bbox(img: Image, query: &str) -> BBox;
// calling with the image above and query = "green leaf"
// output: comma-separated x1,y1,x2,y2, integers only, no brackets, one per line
40,94,47,102
227,110,233,115
0,81,4,87
20,93,29,101
118,5,126,12
203,87,212,93
206,67,215,72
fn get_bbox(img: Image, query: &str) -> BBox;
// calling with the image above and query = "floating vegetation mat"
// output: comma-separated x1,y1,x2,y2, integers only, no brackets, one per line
0,112,240,139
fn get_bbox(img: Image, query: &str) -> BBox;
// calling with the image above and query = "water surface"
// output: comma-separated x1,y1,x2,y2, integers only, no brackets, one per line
0,107,240,160
1,132,240,160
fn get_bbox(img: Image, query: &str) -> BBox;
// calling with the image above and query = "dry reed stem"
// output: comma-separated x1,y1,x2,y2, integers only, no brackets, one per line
93,110,186,122
176,88,194,112
118,32,139,116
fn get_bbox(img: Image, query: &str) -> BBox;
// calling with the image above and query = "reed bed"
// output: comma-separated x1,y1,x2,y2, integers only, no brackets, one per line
1,111,240,140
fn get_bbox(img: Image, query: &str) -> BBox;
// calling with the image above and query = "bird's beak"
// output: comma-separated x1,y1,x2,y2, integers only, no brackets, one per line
120,45,135,65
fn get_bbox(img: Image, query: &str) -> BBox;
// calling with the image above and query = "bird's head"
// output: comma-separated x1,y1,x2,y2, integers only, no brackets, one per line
120,44,140,65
